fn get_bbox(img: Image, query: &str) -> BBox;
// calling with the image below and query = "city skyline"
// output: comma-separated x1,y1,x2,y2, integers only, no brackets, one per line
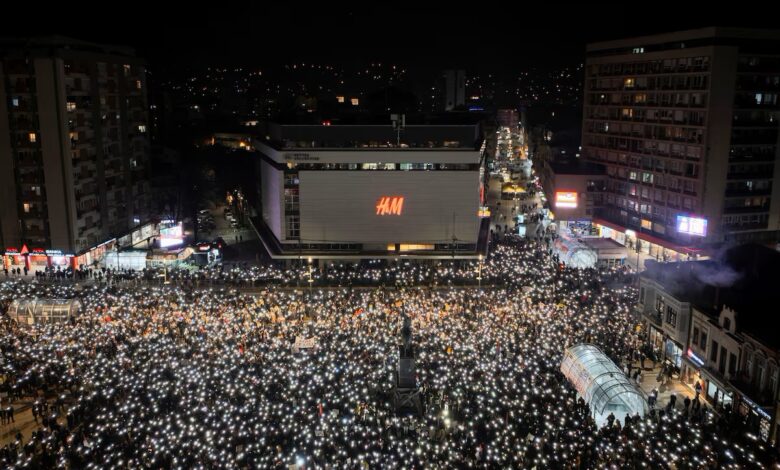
7,4,779,73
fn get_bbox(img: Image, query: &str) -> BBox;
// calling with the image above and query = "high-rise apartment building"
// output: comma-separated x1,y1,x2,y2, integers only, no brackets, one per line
444,69,466,111
582,28,780,259
0,36,151,254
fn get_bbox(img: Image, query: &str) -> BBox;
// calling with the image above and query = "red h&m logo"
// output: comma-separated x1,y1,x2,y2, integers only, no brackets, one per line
376,196,404,215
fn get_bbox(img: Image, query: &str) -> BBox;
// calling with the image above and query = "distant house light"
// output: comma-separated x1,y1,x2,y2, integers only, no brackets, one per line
351,98,359,106
336,96,345,103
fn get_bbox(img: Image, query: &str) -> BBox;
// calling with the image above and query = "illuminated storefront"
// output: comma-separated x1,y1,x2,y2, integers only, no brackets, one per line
736,394,773,443
682,348,733,408
594,218,707,265
3,245,77,271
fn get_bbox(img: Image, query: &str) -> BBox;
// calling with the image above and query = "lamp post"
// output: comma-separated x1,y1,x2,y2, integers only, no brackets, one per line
635,240,641,271
305,257,314,320
307,257,314,295
477,254,484,293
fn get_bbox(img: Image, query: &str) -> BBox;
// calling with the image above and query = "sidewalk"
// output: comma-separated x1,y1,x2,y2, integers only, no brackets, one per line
630,360,700,412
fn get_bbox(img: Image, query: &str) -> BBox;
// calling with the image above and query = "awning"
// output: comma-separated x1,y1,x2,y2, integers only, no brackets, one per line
593,218,704,255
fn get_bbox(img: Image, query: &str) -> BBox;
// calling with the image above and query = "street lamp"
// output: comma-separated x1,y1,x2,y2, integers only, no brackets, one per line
635,240,641,271
307,257,314,295
477,254,484,293
306,257,314,320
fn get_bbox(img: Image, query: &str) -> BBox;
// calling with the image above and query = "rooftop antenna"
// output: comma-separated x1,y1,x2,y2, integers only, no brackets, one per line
391,113,405,147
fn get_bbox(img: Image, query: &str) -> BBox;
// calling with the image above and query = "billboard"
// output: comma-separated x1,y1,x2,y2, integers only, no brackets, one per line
555,191,578,209
160,222,184,248
676,215,707,236
298,171,479,244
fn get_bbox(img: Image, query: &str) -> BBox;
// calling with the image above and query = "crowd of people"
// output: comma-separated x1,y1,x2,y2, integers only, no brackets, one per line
1,237,778,468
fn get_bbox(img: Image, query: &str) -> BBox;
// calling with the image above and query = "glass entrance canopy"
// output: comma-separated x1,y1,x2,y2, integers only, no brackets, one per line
7,298,82,326
560,344,648,427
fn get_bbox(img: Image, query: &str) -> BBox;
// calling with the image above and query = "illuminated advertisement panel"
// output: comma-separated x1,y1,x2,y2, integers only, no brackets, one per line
299,171,479,244
555,191,578,209
676,215,707,236
160,222,184,248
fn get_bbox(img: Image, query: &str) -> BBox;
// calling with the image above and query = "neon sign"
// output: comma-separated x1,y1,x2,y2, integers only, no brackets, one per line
687,348,704,367
376,196,404,215
555,191,577,209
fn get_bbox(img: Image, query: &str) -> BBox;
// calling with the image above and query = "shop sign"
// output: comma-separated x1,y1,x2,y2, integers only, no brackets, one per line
741,395,772,420
376,196,404,216
687,348,704,367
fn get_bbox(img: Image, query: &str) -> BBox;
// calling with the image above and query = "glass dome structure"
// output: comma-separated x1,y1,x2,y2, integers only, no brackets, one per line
560,344,648,427
7,298,82,326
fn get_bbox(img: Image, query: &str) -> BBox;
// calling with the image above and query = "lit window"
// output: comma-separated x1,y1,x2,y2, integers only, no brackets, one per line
123,64,131,76
641,219,652,230
23,203,31,213
351,98,359,106
12,97,19,107
138,125,147,133
336,96,345,103
624,78,635,88
28,133,36,143
398,244,434,252
66,102,77,112
136,80,142,90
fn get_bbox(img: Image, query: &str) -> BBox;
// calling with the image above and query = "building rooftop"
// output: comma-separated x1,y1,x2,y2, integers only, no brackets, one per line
643,243,780,349
587,27,780,55
581,237,625,251
0,35,137,58
260,122,483,150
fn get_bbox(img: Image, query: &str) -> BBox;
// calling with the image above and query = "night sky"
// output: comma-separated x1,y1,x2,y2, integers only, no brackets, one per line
7,3,778,75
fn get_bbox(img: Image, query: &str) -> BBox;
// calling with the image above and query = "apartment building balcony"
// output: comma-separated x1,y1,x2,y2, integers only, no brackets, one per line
722,221,769,232
18,173,44,184
65,85,91,97
19,190,45,200
724,188,772,198
643,309,664,327
728,153,777,163
75,187,99,200
20,210,46,220
77,222,101,236
24,227,46,237
727,171,775,180
723,205,770,214
76,207,99,219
